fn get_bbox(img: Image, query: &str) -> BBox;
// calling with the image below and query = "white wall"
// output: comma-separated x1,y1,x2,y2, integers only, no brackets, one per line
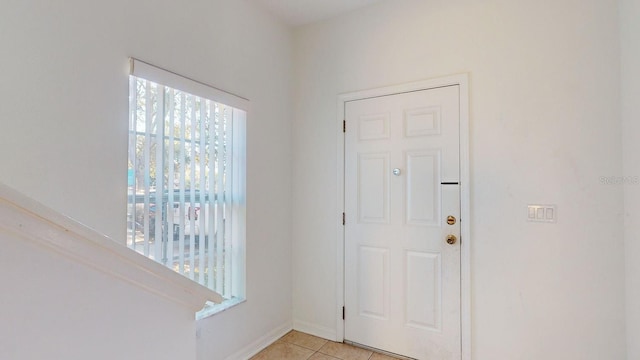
0,231,197,360
291,0,626,359
621,0,640,358
0,0,293,359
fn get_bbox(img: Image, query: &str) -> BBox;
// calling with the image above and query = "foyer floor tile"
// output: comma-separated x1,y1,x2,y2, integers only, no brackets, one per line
251,341,315,360
317,342,372,360
280,330,328,351
250,331,402,360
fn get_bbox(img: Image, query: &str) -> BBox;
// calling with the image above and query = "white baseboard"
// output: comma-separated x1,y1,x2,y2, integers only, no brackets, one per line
293,319,337,342
224,321,292,360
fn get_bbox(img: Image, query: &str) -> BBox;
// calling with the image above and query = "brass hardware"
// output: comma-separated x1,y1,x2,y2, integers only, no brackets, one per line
446,234,457,245
446,215,456,225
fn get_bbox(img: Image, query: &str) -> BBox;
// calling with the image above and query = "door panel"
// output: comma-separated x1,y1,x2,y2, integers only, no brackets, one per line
404,106,441,137
406,150,440,226
357,153,390,223
358,246,389,320
359,113,391,140
405,250,441,331
344,85,461,360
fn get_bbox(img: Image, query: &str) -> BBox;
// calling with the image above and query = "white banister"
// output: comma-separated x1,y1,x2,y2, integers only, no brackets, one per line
0,183,223,312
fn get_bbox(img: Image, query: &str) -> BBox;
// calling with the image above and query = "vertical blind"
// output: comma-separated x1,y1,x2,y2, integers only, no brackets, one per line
127,59,246,300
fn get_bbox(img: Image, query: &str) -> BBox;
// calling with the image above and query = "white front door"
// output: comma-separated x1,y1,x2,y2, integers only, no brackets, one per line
344,85,461,359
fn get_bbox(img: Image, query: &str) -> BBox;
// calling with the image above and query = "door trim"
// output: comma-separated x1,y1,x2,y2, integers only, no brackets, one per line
336,74,470,360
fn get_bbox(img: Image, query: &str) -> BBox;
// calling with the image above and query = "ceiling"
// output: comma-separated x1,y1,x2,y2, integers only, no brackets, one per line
251,0,386,27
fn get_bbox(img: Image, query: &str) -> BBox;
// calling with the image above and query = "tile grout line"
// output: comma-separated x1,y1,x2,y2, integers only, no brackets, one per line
267,330,399,360
279,337,330,354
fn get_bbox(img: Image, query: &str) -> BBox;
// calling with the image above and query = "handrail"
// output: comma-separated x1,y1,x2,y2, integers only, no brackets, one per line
0,183,223,312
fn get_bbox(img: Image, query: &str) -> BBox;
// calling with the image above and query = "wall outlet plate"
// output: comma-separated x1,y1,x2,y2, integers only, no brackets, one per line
527,204,557,223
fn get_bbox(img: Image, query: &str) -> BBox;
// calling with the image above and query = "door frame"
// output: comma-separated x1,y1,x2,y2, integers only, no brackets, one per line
336,74,470,360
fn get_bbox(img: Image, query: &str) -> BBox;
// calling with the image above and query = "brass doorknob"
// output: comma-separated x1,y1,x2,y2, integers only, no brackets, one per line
446,234,457,245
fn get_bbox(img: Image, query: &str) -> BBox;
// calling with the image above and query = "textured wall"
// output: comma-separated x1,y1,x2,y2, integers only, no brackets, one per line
621,0,640,358
0,1,293,359
292,0,625,358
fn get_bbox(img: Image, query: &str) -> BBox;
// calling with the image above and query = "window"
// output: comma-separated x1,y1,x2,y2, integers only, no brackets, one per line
127,59,246,313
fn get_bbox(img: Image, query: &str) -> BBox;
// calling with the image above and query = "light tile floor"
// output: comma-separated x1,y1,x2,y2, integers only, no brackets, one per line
251,331,401,360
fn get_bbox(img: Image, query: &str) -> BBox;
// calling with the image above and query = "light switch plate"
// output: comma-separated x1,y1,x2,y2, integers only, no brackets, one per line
527,204,557,223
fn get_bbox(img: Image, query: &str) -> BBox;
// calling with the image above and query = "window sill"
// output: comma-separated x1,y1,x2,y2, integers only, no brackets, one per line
196,297,246,320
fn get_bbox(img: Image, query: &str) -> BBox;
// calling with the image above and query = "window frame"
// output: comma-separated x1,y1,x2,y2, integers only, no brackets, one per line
128,58,247,317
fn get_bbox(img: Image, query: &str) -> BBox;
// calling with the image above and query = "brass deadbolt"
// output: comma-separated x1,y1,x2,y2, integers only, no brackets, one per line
446,234,457,245
446,215,456,225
